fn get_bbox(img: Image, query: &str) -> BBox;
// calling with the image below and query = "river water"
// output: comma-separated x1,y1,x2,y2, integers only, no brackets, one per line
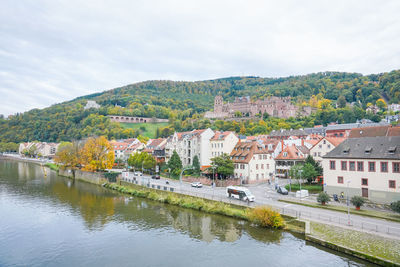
0,160,373,266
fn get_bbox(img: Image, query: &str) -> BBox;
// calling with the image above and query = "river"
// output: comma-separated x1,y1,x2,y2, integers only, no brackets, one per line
0,160,373,266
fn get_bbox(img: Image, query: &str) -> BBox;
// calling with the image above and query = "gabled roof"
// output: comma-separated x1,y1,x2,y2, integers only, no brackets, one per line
325,137,346,147
275,144,307,160
230,141,269,163
323,136,400,159
211,131,234,141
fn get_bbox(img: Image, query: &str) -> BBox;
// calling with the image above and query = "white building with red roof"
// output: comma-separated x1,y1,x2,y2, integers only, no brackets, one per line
310,137,346,163
230,140,275,184
210,131,239,158
275,144,310,178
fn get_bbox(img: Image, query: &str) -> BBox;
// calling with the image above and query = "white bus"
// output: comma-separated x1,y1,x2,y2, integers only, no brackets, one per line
226,186,255,202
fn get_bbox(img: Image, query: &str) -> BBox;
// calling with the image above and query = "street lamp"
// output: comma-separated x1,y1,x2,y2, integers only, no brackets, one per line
180,166,193,191
347,180,351,226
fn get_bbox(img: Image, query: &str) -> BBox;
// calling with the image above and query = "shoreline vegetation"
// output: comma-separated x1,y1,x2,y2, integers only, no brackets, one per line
2,156,397,265
104,182,285,229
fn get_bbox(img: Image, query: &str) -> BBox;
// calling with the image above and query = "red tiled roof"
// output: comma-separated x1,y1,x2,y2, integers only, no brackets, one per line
325,137,346,147
211,131,234,141
348,126,390,138
275,145,306,160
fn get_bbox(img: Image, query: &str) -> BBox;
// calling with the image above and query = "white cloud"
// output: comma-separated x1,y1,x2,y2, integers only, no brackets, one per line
0,0,399,116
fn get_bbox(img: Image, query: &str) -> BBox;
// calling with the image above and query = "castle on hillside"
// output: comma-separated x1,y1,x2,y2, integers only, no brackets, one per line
205,95,312,119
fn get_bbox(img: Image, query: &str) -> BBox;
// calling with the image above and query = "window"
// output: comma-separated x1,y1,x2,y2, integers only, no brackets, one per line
314,152,317,156
389,180,396,189
361,178,368,186
368,162,375,172
261,164,264,169
256,164,258,170
393,162,400,173
357,162,364,172
259,155,262,160
323,140,326,144
327,144,331,149
349,161,355,171
256,174,259,180
341,161,347,171
319,145,322,149
337,176,343,184
381,162,388,172
318,152,321,157
330,160,336,170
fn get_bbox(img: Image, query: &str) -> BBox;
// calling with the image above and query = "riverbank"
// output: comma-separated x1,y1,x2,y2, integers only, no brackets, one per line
1,157,398,265
105,182,285,229
104,181,397,265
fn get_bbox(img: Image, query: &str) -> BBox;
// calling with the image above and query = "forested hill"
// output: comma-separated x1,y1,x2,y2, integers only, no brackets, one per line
1,70,399,143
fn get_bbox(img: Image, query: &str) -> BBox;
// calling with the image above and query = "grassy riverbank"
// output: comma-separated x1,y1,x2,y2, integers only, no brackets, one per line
104,182,284,229
44,163,59,171
279,199,400,223
310,222,400,265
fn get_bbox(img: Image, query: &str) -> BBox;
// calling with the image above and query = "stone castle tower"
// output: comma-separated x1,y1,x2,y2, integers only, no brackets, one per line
214,95,223,113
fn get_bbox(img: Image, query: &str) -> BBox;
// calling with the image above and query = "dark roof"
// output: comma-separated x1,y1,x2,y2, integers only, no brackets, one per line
323,136,400,160
348,126,390,138
269,129,307,137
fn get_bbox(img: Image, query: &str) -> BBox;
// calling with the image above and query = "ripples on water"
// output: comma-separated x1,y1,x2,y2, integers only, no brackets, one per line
0,160,372,267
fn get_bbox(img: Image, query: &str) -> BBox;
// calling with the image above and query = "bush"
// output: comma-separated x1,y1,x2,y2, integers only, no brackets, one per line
350,196,365,208
391,201,400,213
247,206,285,229
317,192,331,204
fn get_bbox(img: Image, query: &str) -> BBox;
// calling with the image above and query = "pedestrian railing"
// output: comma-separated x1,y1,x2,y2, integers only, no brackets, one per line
119,177,400,238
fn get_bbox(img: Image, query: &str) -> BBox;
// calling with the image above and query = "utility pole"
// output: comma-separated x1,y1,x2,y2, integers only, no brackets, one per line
347,180,351,226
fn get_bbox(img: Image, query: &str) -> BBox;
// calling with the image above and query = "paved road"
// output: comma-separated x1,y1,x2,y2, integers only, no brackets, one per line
129,174,400,239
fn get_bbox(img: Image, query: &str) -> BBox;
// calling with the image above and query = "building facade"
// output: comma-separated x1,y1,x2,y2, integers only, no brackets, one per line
205,95,312,119
210,131,239,158
310,137,346,163
230,141,275,184
165,129,215,167
322,136,400,204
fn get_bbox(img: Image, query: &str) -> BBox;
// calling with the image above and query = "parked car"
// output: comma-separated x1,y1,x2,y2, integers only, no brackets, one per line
151,175,160,179
191,182,203,188
277,186,288,195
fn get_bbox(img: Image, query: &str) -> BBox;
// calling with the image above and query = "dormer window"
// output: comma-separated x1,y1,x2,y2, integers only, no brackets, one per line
283,152,288,157
365,146,372,154
343,147,350,154
388,146,396,154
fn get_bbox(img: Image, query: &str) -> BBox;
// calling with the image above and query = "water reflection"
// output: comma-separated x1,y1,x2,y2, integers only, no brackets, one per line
0,160,371,267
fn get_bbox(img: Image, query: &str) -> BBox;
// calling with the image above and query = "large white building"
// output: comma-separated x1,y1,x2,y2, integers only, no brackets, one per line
230,141,275,184
210,131,239,158
322,136,400,204
165,128,214,167
19,142,59,158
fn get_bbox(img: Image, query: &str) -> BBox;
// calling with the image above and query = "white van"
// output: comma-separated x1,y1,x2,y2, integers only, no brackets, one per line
226,186,255,202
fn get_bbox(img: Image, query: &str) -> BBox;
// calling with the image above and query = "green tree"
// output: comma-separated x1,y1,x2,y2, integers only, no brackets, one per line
302,163,318,183
305,155,323,176
337,95,346,108
210,153,234,179
168,150,182,177
390,201,400,213
289,164,303,184
192,155,200,176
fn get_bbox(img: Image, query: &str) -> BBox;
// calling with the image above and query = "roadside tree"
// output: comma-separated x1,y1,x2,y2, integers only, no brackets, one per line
210,153,234,179
81,136,115,171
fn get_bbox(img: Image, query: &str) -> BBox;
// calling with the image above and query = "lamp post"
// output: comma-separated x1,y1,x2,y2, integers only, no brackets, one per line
211,165,216,198
347,180,351,226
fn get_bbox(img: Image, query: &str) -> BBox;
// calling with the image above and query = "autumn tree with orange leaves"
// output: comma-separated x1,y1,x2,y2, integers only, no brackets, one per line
80,136,115,171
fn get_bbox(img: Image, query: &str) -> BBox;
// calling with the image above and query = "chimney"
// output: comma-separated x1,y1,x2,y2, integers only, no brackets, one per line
301,139,304,146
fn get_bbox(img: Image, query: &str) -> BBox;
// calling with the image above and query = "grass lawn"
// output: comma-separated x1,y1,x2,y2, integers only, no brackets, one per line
310,222,400,264
285,183,323,193
279,199,400,223
120,122,169,138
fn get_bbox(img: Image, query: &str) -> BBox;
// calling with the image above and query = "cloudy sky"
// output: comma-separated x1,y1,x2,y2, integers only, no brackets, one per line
1,0,399,116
